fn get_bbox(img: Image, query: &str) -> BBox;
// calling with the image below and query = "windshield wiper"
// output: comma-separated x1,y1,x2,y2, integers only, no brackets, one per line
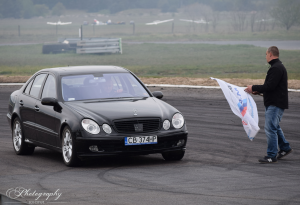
84,97,147,103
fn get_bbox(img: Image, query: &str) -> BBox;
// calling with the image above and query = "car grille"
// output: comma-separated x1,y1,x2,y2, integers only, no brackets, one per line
113,118,161,133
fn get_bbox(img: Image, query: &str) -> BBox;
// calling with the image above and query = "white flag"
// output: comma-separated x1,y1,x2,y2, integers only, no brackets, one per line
211,77,260,141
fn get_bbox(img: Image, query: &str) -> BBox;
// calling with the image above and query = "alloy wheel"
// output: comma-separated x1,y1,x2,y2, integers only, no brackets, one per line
13,121,22,152
63,129,73,163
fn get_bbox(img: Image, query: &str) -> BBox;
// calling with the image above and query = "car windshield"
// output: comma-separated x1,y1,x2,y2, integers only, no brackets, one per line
61,73,150,101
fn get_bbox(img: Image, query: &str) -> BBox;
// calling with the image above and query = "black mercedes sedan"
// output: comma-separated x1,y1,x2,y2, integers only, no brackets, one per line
7,66,188,166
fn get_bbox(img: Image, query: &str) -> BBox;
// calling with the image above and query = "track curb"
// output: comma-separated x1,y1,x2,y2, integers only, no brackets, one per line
0,83,299,92
145,84,300,92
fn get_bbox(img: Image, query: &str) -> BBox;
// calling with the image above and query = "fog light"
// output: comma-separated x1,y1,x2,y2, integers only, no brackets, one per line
102,124,112,134
89,145,98,152
176,139,185,146
163,120,170,130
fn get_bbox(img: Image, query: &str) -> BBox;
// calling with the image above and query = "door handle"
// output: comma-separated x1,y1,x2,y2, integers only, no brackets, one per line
34,105,40,112
19,100,24,106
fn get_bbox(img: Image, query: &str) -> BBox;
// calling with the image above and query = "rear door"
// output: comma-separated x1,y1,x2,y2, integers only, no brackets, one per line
35,74,60,147
19,73,47,141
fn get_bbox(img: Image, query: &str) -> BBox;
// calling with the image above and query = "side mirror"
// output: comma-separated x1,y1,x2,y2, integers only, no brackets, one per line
41,97,58,106
42,98,62,112
152,91,163,99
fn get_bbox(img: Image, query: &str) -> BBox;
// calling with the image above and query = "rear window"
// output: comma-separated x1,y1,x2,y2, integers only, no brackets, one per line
29,74,47,98
24,80,33,95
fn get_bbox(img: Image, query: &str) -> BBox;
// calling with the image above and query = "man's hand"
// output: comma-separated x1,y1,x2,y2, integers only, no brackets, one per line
116,89,123,93
244,85,253,94
252,91,260,95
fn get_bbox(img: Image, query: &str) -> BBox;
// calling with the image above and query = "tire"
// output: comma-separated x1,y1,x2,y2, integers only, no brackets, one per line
12,117,35,155
162,150,185,161
61,126,79,167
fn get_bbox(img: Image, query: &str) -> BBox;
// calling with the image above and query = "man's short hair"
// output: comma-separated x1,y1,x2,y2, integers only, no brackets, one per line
267,46,279,57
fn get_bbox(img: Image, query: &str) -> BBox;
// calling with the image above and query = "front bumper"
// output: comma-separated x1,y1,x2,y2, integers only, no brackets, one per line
75,130,188,158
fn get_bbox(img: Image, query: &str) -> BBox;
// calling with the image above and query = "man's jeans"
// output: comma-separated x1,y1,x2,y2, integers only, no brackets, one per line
265,105,291,158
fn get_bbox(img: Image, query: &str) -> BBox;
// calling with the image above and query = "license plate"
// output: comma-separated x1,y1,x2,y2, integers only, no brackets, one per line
125,136,157,146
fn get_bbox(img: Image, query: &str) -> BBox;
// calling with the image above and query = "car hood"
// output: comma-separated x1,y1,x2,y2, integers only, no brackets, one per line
64,97,178,124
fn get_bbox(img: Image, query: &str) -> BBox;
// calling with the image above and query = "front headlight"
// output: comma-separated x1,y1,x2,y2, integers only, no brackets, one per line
81,119,100,134
172,113,184,129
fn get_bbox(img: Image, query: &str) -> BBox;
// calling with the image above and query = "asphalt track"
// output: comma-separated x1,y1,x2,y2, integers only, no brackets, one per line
0,85,300,205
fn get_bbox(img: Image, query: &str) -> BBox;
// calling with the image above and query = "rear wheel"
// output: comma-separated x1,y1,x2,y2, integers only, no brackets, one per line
162,150,185,161
12,117,35,155
62,126,79,166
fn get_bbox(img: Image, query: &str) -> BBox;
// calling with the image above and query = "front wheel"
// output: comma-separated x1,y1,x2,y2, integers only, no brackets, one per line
162,150,185,161
12,117,35,155
62,126,79,166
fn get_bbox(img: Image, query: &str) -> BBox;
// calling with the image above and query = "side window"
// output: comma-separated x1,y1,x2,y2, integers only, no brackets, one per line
24,79,33,95
41,75,56,99
29,74,47,98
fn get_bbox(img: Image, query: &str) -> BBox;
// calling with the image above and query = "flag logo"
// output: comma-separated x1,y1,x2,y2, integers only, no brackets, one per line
238,99,247,117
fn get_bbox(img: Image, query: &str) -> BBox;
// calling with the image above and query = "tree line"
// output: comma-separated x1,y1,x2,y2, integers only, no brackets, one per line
0,0,273,19
0,0,299,31
0,0,66,19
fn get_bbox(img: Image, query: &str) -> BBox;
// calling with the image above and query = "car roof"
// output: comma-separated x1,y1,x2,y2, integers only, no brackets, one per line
40,66,128,76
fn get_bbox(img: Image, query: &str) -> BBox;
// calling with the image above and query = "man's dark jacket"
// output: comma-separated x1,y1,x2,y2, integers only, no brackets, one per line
252,59,288,109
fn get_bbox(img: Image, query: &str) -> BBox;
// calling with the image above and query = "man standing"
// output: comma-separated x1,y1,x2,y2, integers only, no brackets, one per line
244,46,293,163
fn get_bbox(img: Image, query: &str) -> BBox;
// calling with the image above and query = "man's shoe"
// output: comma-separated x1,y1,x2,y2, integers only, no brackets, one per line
258,156,277,163
277,149,293,159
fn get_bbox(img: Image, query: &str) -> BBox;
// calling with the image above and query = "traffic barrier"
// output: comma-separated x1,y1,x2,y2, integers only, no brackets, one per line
42,38,122,54
60,38,122,54
76,38,122,54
